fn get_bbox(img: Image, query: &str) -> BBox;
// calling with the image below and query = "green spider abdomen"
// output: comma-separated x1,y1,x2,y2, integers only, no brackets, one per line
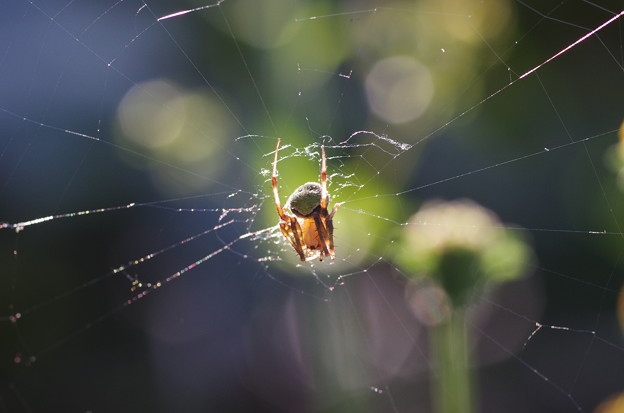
286,182,328,217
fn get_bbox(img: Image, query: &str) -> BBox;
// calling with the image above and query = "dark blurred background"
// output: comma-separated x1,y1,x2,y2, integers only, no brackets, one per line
1,0,623,412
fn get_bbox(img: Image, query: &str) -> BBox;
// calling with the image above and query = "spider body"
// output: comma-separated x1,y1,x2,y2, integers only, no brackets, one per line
286,182,326,217
272,140,339,261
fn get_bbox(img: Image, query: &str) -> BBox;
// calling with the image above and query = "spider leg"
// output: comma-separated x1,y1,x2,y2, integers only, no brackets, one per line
280,220,306,261
320,144,328,210
273,139,306,261
312,211,331,260
324,213,335,258
319,144,337,259
272,139,289,220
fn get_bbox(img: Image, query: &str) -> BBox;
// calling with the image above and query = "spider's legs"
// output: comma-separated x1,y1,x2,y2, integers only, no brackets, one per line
272,139,288,219
319,144,337,260
273,138,306,261
280,220,306,261
319,144,340,218
325,216,335,258
320,144,328,210
312,211,331,260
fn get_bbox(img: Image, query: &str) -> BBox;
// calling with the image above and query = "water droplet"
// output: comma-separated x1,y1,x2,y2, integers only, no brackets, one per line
370,386,384,394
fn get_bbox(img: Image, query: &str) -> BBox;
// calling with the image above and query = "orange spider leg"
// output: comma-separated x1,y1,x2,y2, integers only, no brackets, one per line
318,144,338,259
272,139,287,219
320,144,340,220
312,211,331,260
273,138,307,261
325,207,338,258
279,220,306,261
320,144,328,210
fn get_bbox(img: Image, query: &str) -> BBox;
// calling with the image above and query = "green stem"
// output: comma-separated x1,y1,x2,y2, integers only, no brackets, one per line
430,309,474,413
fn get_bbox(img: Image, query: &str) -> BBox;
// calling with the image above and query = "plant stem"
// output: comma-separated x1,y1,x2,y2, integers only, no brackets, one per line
430,309,474,413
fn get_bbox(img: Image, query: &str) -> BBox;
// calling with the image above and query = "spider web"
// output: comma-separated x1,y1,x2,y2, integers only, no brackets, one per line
1,1,624,412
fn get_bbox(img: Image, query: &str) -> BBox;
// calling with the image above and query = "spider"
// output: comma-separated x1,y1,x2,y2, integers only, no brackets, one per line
272,139,339,261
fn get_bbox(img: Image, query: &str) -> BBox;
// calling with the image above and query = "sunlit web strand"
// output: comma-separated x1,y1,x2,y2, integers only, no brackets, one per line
470,320,586,412
519,10,624,79
0,105,245,190
6,220,237,319
0,194,255,232
157,0,226,21
78,0,124,36
515,0,591,31
151,8,257,140
294,6,469,22
320,10,624,219
414,10,624,147
295,7,378,22
340,205,624,237
6,225,273,362
22,0,256,180
116,226,273,302
291,7,624,156
581,0,620,15
0,203,137,232
533,265,620,294
338,130,413,153
408,130,617,193
540,74,624,242
151,0,282,141
215,6,280,136
107,4,255,143
481,297,624,352
485,260,623,400
338,128,616,207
